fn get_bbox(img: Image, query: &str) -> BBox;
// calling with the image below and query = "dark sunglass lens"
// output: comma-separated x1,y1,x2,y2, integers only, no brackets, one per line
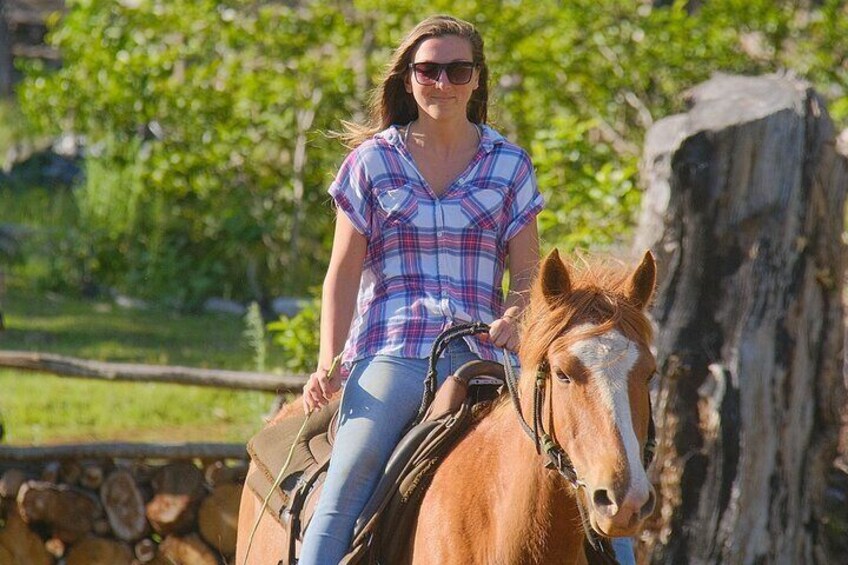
446,63,474,84
413,63,441,84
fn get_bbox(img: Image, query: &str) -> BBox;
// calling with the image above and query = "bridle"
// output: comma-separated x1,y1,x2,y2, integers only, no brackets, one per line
415,322,657,556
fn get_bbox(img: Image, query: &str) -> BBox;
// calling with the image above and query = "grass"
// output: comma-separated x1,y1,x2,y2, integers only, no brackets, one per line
0,283,290,445
1,168,297,446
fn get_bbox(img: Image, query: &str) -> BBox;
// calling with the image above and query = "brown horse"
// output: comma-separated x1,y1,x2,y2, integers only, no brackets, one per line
236,249,658,564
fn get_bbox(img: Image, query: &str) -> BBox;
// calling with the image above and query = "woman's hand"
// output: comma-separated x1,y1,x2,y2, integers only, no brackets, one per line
302,366,343,414
484,312,520,352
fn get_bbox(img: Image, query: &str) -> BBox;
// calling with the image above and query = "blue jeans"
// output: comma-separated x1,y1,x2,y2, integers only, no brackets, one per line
611,537,636,565
298,340,480,565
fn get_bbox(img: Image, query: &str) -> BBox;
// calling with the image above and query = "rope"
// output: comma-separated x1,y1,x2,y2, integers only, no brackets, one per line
242,353,342,565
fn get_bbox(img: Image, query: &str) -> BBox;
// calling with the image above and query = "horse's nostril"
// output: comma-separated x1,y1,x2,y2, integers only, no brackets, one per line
592,489,614,510
639,490,657,519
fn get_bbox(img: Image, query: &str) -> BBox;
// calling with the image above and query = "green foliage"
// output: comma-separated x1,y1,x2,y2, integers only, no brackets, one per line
267,299,321,374
20,0,361,304
243,301,268,372
0,100,37,166
15,0,848,300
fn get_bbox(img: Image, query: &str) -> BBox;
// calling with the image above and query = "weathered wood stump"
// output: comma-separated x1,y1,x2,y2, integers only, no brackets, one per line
634,73,848,563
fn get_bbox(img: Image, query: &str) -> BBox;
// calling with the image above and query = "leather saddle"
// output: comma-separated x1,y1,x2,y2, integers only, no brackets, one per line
245,359,505,565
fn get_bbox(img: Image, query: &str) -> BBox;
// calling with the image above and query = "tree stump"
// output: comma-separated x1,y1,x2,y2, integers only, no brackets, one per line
634,73,848,563
198,483,241,556
101,469,148,542
17,480,102,543
65,536,133,565
145,462,206,535
158,534,218,565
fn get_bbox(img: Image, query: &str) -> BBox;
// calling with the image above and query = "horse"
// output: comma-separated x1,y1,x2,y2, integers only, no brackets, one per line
235,249,658,565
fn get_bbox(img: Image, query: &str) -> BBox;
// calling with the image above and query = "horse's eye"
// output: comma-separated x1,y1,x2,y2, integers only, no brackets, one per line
555,369,572,384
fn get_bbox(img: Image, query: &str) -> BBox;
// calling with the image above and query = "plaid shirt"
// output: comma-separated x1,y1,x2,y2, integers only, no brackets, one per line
329,124,544,370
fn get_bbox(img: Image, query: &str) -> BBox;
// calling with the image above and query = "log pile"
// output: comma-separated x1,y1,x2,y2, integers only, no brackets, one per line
0,458,247,565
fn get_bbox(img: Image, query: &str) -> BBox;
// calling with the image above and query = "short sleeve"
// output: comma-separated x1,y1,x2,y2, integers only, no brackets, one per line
328,149,372,237
503,152,544,241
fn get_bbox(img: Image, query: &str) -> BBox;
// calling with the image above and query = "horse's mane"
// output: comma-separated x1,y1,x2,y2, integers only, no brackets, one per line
519,256,654,370
474,256,654,421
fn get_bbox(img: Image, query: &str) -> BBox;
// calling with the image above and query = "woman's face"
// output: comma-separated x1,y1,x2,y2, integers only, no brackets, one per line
405,35,479,123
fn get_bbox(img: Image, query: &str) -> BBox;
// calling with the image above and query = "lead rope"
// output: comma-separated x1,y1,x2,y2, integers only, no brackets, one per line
242,353,343,565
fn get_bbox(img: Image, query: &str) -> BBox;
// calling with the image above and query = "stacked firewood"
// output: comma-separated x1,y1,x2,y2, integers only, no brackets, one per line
0,458,247,564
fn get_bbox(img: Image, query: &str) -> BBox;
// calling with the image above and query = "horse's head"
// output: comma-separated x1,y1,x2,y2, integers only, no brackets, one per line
520,249,658,538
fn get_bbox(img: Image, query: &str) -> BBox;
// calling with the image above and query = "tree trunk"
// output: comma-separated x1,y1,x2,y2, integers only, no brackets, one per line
0,0,13,98
634,73,848,563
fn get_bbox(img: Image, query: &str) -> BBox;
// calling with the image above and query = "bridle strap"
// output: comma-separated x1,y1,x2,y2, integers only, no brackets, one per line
412,323,657,557
502,351,581,485
412,321,491,426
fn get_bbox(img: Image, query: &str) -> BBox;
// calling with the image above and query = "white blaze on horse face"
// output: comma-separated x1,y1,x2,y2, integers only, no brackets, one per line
568,325,649,499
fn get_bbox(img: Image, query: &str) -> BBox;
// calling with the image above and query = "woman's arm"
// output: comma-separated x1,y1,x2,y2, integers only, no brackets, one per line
487,221,540,352
302,210,367,413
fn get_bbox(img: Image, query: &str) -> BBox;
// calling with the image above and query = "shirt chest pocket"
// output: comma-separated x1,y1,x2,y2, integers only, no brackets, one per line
375,184,419,227
459,186,507,231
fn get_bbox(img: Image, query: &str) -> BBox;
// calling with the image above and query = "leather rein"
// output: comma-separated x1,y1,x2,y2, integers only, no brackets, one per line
414,322,657,555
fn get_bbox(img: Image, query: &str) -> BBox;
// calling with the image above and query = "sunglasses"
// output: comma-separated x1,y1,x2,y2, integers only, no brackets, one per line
408,61,477,86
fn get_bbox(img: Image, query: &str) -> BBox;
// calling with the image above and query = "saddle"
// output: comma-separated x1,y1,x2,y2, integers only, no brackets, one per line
245,359,505,565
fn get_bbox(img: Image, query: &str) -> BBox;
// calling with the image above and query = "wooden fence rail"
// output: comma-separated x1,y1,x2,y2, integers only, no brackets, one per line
0,442,247,462
0,350,309,392
0,350,307,460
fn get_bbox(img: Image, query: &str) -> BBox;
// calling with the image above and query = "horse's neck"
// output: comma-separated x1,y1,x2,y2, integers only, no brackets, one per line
482,400,586,563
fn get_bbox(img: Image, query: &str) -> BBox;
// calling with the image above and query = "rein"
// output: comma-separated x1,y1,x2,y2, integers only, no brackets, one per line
417,323,657,556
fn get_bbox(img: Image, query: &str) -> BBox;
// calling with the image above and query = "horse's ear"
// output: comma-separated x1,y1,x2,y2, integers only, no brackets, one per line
540,249,571,304
626,251,656,310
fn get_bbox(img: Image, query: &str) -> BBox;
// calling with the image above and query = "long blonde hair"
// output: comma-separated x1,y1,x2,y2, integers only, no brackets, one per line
340,15,489,148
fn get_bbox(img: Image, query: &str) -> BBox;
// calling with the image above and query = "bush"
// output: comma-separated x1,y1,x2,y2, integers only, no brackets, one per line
267,299,321,374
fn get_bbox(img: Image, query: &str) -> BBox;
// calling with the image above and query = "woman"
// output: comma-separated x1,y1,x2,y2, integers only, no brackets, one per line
299,14,634,565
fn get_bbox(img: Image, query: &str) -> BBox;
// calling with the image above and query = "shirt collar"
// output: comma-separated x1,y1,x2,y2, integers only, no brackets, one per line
378,123,504,154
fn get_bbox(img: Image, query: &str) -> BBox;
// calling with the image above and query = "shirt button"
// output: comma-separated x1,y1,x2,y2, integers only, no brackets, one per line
437,231,444,237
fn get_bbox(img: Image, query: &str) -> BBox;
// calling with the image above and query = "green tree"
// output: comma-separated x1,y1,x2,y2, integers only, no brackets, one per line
18,0,847,303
